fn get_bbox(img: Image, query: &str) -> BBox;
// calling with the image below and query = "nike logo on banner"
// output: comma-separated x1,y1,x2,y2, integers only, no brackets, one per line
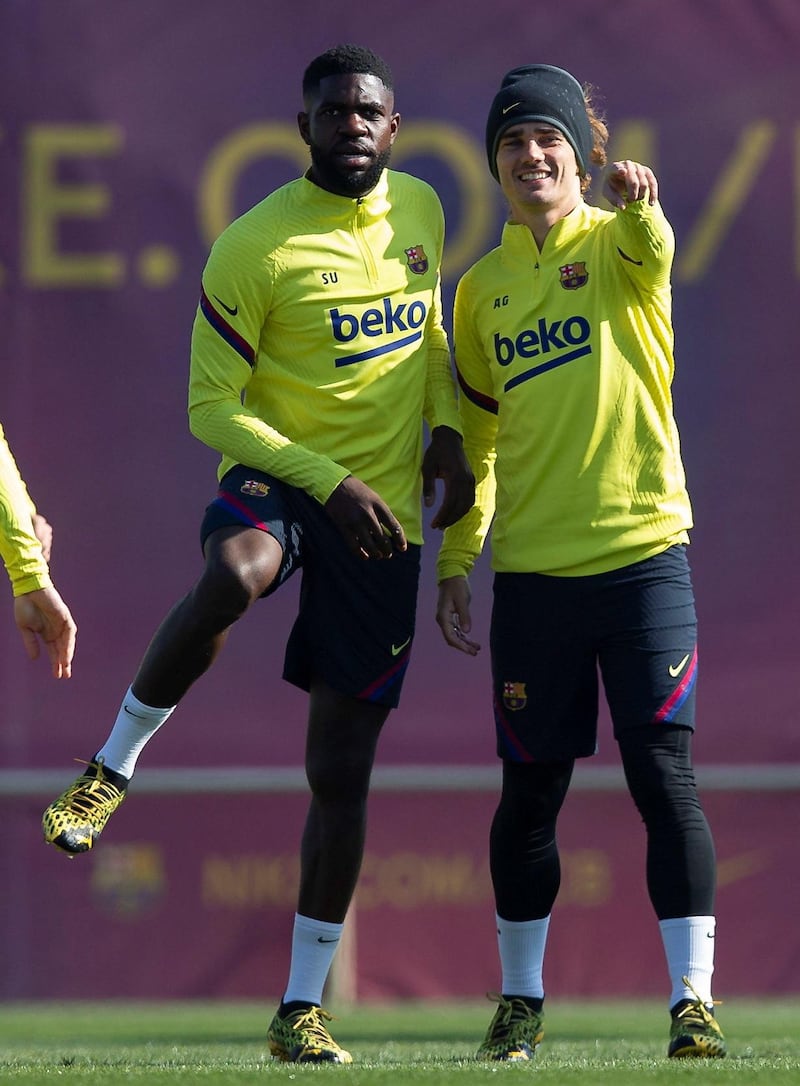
502,102,521,115
213,294,239,316
668,653,691,678
317,937,340,944
391,636,412,656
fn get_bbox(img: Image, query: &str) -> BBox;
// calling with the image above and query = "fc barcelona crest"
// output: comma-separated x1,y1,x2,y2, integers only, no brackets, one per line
405,244,429,275
559,262,589,290
91,843,166,916
241,479,270,497
503,681,527,711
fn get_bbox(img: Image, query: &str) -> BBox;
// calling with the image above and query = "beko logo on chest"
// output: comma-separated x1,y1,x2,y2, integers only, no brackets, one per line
328,296,429,368
330,297,427,341
494,315,590,365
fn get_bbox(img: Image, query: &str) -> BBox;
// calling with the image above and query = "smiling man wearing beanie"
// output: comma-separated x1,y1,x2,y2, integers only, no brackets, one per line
435,64,726,1062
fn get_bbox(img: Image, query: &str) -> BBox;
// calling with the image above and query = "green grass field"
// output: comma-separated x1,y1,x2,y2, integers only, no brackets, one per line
1,999,798,1083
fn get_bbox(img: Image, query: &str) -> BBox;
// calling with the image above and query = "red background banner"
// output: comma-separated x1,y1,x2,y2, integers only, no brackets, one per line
3,784,797,1000
1,0,799,1000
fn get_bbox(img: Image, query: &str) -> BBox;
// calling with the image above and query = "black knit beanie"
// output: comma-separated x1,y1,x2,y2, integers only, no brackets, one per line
485,64,593,181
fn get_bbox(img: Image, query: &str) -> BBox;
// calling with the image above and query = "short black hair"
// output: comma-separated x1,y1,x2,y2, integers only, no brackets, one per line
302,44,394,97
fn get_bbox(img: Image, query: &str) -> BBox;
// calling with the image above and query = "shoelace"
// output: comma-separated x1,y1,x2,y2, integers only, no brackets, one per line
484,993,536,1039
64,759,123,816
287,1007,339,1047
675,975,722,1030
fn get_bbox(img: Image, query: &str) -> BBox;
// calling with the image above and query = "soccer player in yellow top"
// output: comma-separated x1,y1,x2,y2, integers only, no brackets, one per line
0,422,76,678
436,64,725,1061
43,45,473,1062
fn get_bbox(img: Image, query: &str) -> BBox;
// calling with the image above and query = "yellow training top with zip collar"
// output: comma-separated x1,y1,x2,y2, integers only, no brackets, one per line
189,169,460,545
437,197,692,579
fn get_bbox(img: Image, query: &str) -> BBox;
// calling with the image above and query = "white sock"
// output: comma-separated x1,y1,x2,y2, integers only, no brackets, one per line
496,913,550,998
659,915,716,1007
95,687,176,779
283,913,344,1006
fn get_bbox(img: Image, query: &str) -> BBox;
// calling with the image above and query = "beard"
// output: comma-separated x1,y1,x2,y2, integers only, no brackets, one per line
309,144,392,198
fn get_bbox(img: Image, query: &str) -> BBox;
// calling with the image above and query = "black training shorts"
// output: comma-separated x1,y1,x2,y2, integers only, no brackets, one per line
490,545,698,762
200,466,420,708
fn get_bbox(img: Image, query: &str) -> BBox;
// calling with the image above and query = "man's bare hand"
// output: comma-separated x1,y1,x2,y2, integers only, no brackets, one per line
325,476,406,559
436,575,480,656
14,585,77,679
422,426,475,530
603,160,659,209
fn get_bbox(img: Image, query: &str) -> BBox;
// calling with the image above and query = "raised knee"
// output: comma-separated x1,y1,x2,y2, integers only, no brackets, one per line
198,550,275,615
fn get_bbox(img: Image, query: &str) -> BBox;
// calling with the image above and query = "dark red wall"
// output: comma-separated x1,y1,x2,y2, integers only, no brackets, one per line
1,0,798,999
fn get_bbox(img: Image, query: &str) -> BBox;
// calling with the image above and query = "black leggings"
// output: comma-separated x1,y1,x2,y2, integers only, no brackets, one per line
490,725,716,922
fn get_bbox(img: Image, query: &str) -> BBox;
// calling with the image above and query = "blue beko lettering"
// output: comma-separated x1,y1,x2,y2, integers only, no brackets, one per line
494,315,592,390
536,317,565,352
563,316,590,344
362,308,384,337
407,300,426,328
330,308,360,342
493,332,516,366
494,315,590,365
383,297,407,333
328,296,429,367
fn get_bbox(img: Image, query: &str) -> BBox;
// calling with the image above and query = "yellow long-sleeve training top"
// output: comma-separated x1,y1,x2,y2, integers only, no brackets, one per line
438,197,692,580
188,169,461,546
